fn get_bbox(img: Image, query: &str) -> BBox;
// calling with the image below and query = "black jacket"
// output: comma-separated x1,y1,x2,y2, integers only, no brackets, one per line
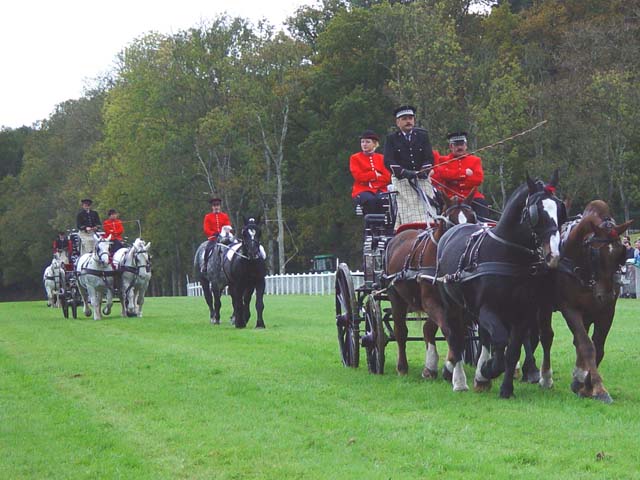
383,128,434,175
76,209,101,232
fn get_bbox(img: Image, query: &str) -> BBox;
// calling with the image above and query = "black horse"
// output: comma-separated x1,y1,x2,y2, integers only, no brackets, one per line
223,216,267,329
436,172,563,398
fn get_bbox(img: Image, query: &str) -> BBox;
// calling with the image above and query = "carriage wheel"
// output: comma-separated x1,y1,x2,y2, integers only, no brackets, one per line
363,296,386,374
335,263,359,368
462,323,480,366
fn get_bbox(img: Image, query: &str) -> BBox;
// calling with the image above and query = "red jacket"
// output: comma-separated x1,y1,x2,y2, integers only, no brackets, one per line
203,211,231,240
103,219,124,241
350,151,391,198
431,153,485,200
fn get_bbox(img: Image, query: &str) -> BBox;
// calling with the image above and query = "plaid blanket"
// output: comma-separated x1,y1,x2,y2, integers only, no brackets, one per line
391,177,438,230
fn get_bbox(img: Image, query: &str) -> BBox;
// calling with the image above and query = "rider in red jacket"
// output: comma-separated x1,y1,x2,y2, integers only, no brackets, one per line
431,132,490,219
103,209,125,253
202,198,233,272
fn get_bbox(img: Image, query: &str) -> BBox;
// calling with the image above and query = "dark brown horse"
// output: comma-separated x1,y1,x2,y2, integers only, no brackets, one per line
537,200,632,403
383,190,477,391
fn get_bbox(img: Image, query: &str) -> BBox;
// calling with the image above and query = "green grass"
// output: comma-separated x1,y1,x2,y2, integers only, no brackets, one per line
1,296,640,479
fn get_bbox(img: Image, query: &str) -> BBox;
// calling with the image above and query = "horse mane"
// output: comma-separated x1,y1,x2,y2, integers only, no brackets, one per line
495,183,530,231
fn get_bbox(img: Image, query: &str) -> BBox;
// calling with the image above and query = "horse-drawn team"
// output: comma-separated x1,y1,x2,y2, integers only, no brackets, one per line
43,104,632,404
342,104,632,403
44,199,152,319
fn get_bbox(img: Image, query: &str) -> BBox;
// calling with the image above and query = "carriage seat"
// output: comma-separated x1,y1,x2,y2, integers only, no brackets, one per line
394,222,436,234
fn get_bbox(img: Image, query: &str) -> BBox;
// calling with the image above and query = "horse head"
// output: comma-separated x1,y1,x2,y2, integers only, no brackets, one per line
522,170,563,268
572,201,633,304
439,188,478,228
93,234,112,266
240,216,263,260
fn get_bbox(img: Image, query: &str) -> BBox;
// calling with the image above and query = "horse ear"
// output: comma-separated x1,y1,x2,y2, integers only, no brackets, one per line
614,220,634,237
107,234,112,241
145,242,151,250
563,196,572,215
526,172,536,191
440,191,453,209
549,169,559,187
464,188,476,205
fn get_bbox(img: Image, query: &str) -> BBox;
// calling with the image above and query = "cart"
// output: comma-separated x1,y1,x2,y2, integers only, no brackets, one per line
335,194,480,374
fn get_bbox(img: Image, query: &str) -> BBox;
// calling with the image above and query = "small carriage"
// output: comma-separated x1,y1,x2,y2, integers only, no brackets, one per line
59,230,83,319
335,193,480,374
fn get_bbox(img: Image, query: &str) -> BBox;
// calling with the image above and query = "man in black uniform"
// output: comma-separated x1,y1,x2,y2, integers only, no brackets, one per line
76,198,102,255
383,105,438,229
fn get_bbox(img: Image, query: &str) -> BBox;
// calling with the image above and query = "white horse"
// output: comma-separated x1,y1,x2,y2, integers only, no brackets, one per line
113,238,152,317
43,257,64,307
75,234,115,320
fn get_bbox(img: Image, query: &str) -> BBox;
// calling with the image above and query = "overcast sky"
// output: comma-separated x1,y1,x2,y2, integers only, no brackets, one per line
0,0,312,129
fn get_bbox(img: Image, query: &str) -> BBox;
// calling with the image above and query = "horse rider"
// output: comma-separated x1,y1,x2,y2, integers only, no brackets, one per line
103,208,125,254
350,130,392,216
76,198,101,256
383,105,438,230
431,131,491,220
202,197,233,273
53,231,72,267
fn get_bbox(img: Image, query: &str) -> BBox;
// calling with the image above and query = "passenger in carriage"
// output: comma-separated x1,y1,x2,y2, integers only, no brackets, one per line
202,197,233,273
76,198,101,255
383,105,438,230
103,209,124,253
431,131,491,220
53,231,72,266
350,130,391,216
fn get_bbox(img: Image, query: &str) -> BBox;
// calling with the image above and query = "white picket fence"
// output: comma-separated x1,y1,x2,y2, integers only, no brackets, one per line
186,271,364,296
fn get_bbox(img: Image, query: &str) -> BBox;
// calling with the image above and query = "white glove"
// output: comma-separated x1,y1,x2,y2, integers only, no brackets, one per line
465,168,473,176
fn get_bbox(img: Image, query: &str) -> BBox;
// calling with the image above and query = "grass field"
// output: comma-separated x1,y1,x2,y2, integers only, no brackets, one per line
1,296,640,479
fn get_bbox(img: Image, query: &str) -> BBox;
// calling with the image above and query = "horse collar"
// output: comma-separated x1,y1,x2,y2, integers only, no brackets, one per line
487,229,539,257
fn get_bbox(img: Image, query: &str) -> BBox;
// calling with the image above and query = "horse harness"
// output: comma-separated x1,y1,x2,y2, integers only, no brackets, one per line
437,225,547,284
557,216,622,289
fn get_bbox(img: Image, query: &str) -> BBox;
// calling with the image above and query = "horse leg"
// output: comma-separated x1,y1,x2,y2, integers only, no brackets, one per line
103,284,113,316
561,305,612,403
137,286,146,317
500,321,528,399
478,306,508,381
231,285,247,329
254,279,266,329
243,287,254,326
211,288,221,325
388,288,409,375
78,284,91,317
90,288,102,321
592,305,614,367
520,324,541,384
200,277,216,324
538,303,555,389
473,332,493,393
422,320,439,379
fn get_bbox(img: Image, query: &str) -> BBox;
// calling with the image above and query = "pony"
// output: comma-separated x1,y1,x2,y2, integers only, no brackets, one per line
75,233,115,320
436,172,563,398
43,256,64,308
536,200,632,403
383,189,477,390
194,225,235,324
113,238,152,318
223,216,267,329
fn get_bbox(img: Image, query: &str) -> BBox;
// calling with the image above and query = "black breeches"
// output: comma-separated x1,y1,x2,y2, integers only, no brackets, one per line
353,191,387,216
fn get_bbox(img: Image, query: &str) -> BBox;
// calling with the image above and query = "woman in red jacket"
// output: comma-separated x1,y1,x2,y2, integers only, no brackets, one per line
350,130,392,215
103,209,125,253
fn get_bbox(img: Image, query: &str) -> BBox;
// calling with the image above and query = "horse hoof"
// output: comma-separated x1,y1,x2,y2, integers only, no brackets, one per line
84,311,92,317
396,368,408,376
255,325,265,329
473,379,492,392
442,365,453,383
521,370,541,384
453,382,469,392
593,392,613,404
421,368,438,380
127,312,137,318
499,389,515,399
570,379,584,394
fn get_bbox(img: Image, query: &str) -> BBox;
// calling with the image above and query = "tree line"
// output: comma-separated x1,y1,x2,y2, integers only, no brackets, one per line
1,0,638,299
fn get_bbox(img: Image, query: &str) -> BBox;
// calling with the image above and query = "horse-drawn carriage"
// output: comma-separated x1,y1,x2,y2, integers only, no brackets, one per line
335,191,480,375
56,230,151,319
59,231,83,319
